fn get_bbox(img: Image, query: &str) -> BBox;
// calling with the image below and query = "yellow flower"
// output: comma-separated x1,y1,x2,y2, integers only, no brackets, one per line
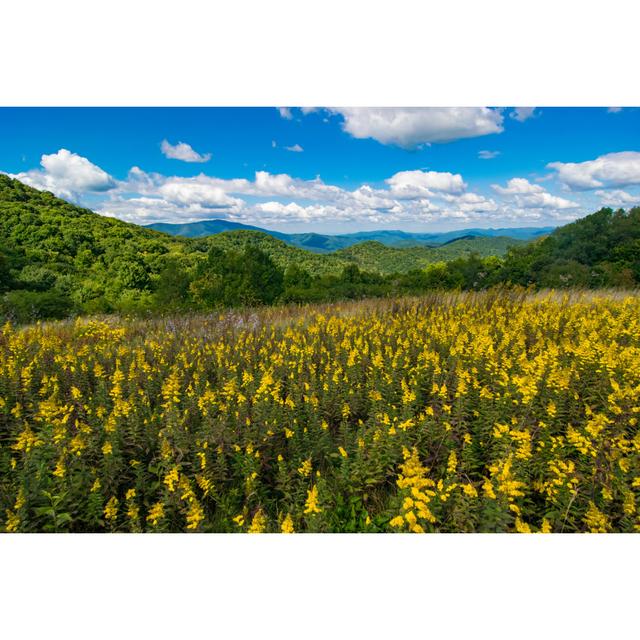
164,466,180,492
583,502,610,533
186,501,205,530
281,513,295,533
298,459,312,477
540,518,552,533
233,514,245,527
104,496,119,524
462,483,478,498
5,510,20,532
248,509,267,533
304,485,322,514
53,458,66,478
338,446,348,458
482,478,496,500
146,502,164,527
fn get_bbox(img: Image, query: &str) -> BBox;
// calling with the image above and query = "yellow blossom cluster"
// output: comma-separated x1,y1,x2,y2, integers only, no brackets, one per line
1,291,640,532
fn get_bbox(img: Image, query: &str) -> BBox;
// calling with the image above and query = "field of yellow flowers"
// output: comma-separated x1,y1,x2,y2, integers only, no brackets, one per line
1,289,640,533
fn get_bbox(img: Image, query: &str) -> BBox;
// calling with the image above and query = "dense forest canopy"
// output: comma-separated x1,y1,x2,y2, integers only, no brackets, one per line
0,174,638,322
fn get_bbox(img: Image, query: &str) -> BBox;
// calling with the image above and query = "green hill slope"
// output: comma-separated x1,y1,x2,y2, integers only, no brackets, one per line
6,174,632,322
4,176,524,319
335,236,522,274
500,206,640,287
202,230,352,276
0,175,197,314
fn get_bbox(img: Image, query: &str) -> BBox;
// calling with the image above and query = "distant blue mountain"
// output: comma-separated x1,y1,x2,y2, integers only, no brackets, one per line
146,219,554,253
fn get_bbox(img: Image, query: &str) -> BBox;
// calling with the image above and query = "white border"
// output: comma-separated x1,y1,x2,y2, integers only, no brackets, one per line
1,0,639,106
1,533,638,639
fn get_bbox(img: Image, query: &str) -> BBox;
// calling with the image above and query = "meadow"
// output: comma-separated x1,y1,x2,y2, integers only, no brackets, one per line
1,289,639,533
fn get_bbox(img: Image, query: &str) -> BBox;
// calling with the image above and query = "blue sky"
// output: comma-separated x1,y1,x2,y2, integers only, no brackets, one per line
1,107,638,233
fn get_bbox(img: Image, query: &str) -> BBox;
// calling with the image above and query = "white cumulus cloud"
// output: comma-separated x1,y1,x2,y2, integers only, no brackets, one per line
492,177,578,209
157,180,243,209
492,177,544,195
285,144,304,152
547,151,640,190
10,148,115,200
160,139,211,163
595,189,638,207
330,107,504,149
478,150,500,160
386,170,467,197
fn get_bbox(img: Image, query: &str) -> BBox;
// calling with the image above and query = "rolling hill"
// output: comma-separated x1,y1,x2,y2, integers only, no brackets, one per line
4,173,636,322
1,174,526,318
334,236,523,275
147,218,552,252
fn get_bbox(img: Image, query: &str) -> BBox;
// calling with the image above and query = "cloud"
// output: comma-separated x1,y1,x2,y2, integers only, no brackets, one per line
349,185,397,211
9,149,587,230
519,192,579,210
10,148,115,199
285,144,304,152
492,177,578,209
329,107,504,149
122,168,344,205
547,151,640,190
116,167,511,226
156,181,243,209
277,107,293,120
440,192,498,213
478,150,500,160
492,177,544,195
510,107,538,122
160,139,211,163
386,170,467,197
595,189,638,207
607,107,623,113
271,140,277,148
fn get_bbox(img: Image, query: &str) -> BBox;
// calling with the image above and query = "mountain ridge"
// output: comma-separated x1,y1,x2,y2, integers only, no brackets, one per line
146,218,554,253
2,174,639,322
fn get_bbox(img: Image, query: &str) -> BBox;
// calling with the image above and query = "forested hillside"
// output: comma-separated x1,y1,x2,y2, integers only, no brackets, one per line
336,236,521,274
0,175,197,318
1,174,638,322
499,206,640,287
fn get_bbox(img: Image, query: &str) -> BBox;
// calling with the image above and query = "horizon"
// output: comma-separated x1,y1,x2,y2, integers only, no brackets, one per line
1,107,639,234
144,215,557,238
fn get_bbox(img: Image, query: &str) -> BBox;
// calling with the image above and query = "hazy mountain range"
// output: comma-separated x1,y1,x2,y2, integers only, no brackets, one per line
147,219,554,253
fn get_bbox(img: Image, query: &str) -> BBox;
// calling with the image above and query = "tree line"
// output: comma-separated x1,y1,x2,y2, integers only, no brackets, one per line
1,174,639,323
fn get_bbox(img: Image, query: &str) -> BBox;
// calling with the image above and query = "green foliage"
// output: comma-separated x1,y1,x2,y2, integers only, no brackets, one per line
1,289,74,322
1,175,638,323
335,236,521,274
190,245,284,308
0,174,191,317
500,207,640,288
